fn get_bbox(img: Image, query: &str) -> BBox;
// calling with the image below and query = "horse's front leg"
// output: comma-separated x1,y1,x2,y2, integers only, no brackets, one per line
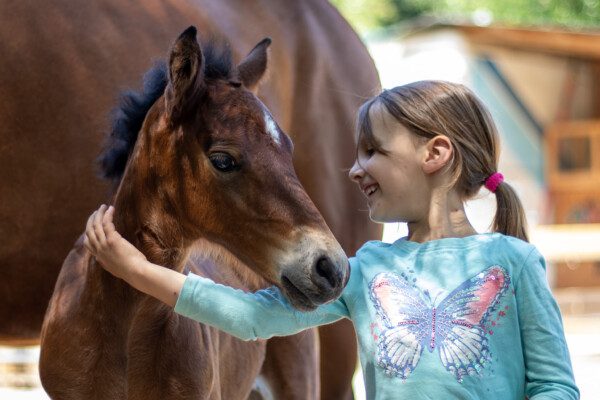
318,320,357,400
258,329,319,400
126,299,217,400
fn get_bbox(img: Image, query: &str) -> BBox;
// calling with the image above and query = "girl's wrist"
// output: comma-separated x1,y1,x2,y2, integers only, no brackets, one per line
124,257,149,285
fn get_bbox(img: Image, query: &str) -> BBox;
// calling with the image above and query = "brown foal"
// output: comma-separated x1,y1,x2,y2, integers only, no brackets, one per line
39,28,351,399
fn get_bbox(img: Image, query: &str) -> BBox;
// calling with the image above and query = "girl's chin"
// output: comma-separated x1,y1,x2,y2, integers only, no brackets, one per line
368,208,404,224
368,210,391,224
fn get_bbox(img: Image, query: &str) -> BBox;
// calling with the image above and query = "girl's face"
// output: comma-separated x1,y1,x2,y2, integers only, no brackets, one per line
349,105,430,224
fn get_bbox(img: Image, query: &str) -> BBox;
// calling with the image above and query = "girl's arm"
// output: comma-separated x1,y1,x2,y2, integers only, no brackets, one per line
174,271,348,340
84,205,349,341
516,248,579,400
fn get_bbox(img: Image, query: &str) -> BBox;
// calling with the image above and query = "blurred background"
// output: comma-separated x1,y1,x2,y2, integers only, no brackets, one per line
331,0,600,398
2,1,599,398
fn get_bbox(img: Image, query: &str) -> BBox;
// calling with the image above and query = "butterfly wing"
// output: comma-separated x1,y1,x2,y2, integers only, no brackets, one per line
369,272,430,379
435,265,510,381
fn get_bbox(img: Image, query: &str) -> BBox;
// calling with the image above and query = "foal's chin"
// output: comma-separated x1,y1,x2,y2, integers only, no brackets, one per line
280,278,320,311
280,277,346,311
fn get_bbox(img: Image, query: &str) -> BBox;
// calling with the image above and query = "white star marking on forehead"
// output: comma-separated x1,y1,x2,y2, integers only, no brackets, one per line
263,111,281,145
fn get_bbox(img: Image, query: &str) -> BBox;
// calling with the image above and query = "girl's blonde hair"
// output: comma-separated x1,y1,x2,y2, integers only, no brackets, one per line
357,80,529,242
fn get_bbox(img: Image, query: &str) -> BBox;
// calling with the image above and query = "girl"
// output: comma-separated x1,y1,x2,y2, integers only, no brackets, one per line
85,80,579,399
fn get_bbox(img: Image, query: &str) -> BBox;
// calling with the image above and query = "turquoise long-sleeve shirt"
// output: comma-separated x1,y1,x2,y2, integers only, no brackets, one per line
175,233,579,399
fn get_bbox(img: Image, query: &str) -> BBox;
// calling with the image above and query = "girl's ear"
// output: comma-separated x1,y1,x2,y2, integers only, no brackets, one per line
422,135,453,174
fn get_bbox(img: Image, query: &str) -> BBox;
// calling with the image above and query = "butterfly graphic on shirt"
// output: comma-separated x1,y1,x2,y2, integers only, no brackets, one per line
369,265,510,382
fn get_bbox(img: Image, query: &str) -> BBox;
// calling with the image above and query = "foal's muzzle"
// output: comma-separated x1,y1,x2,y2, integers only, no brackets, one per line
280,253,349,311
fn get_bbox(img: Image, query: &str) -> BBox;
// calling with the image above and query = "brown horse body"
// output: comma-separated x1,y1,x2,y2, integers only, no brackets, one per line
1,0,381,398
40,29,349,399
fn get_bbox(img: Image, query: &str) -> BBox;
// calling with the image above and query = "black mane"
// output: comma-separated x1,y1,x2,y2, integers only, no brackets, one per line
99,39,234,181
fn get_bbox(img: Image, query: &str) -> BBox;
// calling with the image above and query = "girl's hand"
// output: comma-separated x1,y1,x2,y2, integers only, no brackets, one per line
84,204,186,306
84,204,147,281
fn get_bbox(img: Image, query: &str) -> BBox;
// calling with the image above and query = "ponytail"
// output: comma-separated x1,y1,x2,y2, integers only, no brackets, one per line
492,182,529,242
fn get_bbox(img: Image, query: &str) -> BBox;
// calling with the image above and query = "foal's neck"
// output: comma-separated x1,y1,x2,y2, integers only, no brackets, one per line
114,201,193,272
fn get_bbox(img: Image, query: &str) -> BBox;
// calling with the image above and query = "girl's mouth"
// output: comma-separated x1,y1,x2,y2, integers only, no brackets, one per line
363,184,378,197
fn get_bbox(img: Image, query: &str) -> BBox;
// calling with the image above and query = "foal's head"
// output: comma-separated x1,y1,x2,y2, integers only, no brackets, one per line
101,27,348,310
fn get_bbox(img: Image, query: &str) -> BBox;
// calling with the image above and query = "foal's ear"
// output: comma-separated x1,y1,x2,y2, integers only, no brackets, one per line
237,38,271,93
165,26,204,124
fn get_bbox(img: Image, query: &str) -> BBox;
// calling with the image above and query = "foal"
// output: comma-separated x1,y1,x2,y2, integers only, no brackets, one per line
39,27,348,399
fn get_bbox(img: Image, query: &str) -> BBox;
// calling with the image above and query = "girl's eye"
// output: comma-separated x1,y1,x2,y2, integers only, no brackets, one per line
364,148,375,157
209,153,238,172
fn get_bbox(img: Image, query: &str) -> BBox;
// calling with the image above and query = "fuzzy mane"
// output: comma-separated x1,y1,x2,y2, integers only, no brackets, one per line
99,39,234,181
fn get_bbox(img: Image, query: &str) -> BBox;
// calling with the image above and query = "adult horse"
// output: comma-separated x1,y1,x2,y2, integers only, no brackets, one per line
39,27,350,399
0,1,381,398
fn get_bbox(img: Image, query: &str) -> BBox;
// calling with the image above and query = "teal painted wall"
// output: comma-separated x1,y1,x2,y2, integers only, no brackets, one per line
471,58,545,185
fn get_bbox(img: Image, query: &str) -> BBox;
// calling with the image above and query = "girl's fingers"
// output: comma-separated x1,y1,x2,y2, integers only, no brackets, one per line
85,211,99,252
93,205,108,246
83,235,93,253
102,206,118,238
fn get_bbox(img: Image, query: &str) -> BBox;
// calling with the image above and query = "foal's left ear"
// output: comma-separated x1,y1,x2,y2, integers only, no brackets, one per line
165,26,205,125
237,38,271,93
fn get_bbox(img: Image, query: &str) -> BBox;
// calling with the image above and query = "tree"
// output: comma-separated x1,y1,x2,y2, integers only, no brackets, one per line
331,0,600,34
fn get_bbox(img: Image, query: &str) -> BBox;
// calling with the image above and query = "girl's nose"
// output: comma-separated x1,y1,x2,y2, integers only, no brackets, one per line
348,159,364,182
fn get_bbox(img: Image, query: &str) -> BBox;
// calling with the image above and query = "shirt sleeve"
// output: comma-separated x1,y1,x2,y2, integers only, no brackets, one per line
515,248,579,400
173,272,350,341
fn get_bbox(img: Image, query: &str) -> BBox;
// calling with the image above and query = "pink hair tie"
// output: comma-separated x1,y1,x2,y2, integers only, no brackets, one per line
485,172,504,193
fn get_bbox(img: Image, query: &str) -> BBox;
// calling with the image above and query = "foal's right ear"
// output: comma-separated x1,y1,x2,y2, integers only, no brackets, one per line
165,26,205,125
237,38,271,93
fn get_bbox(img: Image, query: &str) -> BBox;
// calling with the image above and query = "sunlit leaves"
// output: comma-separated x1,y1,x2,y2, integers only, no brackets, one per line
332,0,600,34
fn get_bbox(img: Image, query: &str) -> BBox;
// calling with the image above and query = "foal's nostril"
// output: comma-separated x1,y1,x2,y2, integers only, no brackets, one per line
314,257,340,289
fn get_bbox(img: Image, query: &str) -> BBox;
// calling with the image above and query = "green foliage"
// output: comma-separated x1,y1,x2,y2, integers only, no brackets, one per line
331,0,600,34
329,0,398,32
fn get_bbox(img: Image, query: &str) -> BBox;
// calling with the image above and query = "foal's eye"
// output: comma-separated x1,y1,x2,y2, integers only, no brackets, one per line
209,153,237,172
